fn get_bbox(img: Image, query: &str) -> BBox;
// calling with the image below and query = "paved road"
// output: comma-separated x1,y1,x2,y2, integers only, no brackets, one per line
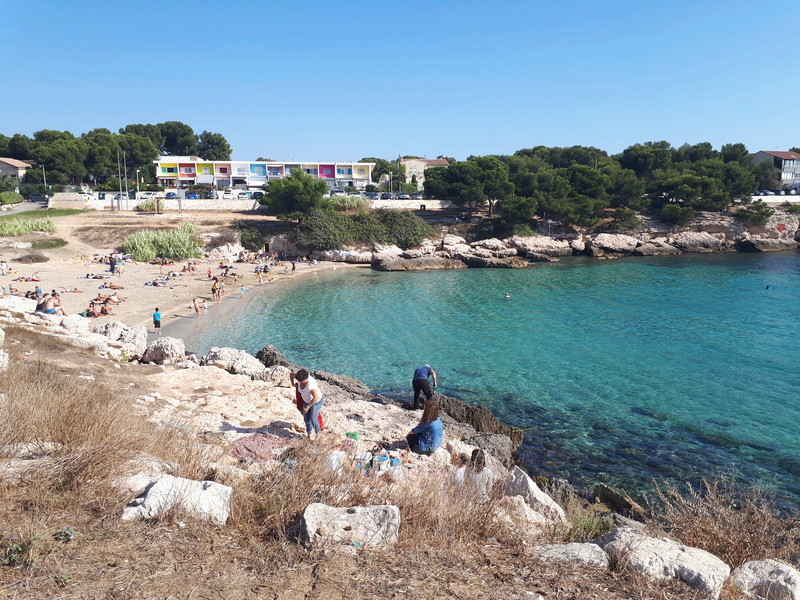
1,200,48,215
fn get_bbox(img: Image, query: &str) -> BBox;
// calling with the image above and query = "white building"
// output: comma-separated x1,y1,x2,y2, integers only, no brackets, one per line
400,158,450,190
752,150,800,189
0,157,32,182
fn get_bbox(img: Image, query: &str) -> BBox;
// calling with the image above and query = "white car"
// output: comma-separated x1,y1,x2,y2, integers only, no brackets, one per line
138,192,158,200
237,192,249,199
222,191,234,200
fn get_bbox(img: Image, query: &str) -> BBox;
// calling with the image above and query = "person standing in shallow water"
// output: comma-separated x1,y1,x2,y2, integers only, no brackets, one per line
411,364,437,410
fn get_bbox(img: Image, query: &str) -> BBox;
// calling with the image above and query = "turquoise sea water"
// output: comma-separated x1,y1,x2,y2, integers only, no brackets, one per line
175,252,800,505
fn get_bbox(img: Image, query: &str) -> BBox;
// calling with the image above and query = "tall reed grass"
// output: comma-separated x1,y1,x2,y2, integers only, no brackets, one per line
122,222,202,261
0,218,56,236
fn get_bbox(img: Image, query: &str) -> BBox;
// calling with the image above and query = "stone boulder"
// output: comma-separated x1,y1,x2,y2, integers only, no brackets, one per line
670,231,725,253
570,239,586,253
373,243,403,256
588,233,639,256
495,495,548,534
312,370,372,401
436,394,523,449
506,466,567,522
453,253,530,268
121,474,232,526
400,248,427,259
507,236,573,257
595,527,730,597
300,503,400,549
470,238,508,251
525,251,558,262
202,347,268,380
534,543,609,568
92,320,148,359
442,233,467,246
593,484,645,518
729,559,800,600
141,337,185,365
205,243,246,262
255,344,289,367
633,239,682,256
735,237,800,252
371,254,467,271
0,326,4,347
59,314,92,335
311,248,372,263
444,243,472,254
0,296,36,315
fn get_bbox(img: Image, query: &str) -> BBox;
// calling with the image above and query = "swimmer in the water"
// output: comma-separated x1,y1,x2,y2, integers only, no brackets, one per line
504,292,510,299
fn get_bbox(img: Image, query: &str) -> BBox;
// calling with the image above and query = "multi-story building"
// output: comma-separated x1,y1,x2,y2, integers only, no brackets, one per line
0,157,32,181
154,157,375,191
400,158,450,190
752,150,800,189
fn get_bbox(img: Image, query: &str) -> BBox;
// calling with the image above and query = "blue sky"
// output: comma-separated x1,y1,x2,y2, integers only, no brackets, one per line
2,0,798,162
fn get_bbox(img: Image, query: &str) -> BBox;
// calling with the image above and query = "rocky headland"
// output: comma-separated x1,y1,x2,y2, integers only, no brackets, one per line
1,295,797,599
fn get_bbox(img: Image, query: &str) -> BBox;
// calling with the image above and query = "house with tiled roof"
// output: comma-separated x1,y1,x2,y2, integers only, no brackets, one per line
0,157,33,180
752,150,800,189
400,158,451,190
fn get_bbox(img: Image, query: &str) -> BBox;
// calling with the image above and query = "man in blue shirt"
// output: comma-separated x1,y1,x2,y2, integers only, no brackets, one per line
411,364,437,410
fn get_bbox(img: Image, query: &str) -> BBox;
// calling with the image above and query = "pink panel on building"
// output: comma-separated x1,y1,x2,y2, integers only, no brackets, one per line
215,163,231,175
319,164,335,179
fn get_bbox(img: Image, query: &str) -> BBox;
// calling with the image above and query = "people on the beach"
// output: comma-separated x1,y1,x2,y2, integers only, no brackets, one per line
192,297,200,315
34,285,42,299
411,364,437,410
38,293,66,315
211,278,222,302
450,452,470,486
290,368,324,440
153,307,161,335
406,400,443,456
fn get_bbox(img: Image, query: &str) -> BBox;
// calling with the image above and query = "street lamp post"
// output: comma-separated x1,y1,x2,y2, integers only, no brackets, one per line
136,169,141,195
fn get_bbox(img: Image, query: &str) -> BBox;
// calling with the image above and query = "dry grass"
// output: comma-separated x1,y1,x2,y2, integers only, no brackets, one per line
647,479,800,568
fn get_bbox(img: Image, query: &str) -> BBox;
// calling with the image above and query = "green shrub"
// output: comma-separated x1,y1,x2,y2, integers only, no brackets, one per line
31,237,67,250
295,209,433,251
0,191,24,205
295,209,351,251
783,203,800,214
509,223,536,237
0,218,56,236
16,251,49,264
329,195,370,211
122,222,202,261
374,209,433,248
612,208,643,230
660,203,695,226
736,200,774,226
136,198,164,212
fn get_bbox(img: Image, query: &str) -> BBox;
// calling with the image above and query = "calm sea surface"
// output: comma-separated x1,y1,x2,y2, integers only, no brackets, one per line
175,252,800,505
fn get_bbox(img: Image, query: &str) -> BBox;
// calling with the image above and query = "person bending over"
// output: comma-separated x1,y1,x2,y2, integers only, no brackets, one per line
411,364,437,410
406,400,443,456
290,368,324,440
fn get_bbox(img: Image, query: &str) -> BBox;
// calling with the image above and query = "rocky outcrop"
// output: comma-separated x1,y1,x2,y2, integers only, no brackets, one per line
453,253,529,268
92,320,148,359
633,239,682,256
312,370,372,401
301,503,400,549
202,347,269,380
734,237,800,252
436,393,524,449
595,527,730,597
593,484,644,518
670,231,726,253
525,251,558,262
121,474,232,526
141,337,185,365
311,247,372,263
206,243,246,263
371,254,467,271
728,559,800,600
588,233,639,256
255,344,289,367
506,466,567,522
495,495,549,533
534,543,609,568
507,236,573,257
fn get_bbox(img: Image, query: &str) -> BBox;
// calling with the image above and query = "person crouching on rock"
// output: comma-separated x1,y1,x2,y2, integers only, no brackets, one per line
291,368,324,441
406,400,443,456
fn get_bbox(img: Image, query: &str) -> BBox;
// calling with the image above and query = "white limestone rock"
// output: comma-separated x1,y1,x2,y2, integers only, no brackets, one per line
595,527,730,597
588,233,639,256
59,314,91,335
670,231,725,253
0,296,36,315
202,347,268,380
495,495,548,534
470,238,507,251
141,337,185,365
506,466,567,523
92,320,148,359
442,233,467,246
372,243,403,256
729,559,800,600
534,543,609,568
301,503,400,549
121,474,232,526
0,326,5,347
507,236,573,257
570,239,586,253
0,349,7,371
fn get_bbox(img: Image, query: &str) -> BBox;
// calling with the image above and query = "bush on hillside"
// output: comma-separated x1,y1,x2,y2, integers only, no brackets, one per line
735,200,774,226
329,195,370,211
295,209,433,251
611,208,643,230
0,191,24,205
295,209,351,251
785,203,800,214
15,251,49,263
122,222,202,261
136,198,164,212
374,209,433,248
660,203,695,226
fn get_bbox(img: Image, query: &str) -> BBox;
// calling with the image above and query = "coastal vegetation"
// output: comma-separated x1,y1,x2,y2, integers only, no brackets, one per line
121,222,202,261
295,208,433,250
0,218,56,236
262,168,329,220
135,198,164,213
0,191,23,205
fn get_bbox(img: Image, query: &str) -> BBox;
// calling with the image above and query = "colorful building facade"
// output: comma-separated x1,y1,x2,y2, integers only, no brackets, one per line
154,156,375,190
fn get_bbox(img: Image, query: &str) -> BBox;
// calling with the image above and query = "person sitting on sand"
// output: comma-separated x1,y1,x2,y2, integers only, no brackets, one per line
100,282,124,290
406,400,443,456
35,293,51,312
41,293,66,316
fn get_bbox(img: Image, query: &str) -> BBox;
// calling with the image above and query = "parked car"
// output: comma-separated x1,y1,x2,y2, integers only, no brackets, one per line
758,190,775,195
237,192,249,199
113,193,129,202
379,192,393,200
222,190,234,200
397,193,411,200
165,192,178,199
202,191,217,199
186,192,200,199
346,191,361,197
138,192,158,200
365,192,379,200
411,192,423,200
27,193,48,203
252,191,264,200
330,189,346,197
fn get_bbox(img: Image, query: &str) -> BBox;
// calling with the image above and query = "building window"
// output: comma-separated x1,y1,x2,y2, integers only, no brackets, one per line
163,167,177,174
219,167,228,174
180,167,194,174
337,168,352,175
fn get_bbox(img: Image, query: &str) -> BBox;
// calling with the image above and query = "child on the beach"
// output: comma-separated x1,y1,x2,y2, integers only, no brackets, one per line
153,308,161,335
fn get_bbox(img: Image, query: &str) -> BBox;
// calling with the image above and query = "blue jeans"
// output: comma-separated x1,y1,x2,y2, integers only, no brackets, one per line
303,399,324,434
